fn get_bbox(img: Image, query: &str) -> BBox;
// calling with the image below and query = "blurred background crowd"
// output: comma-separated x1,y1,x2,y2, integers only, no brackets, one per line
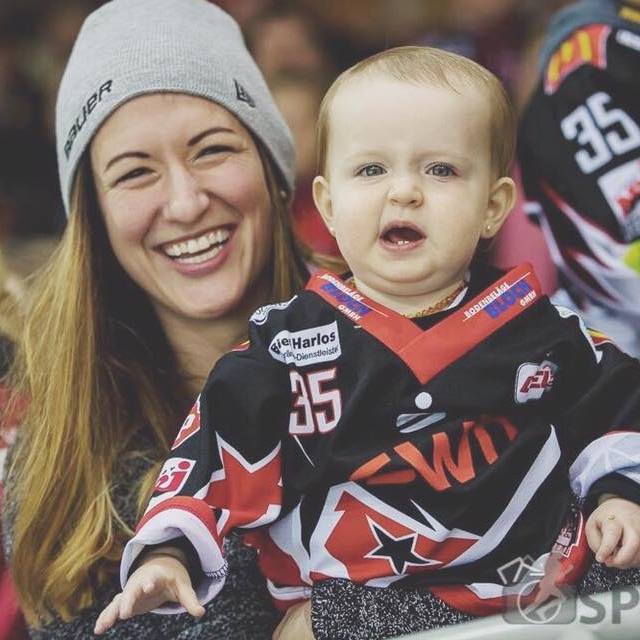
0,0,572,291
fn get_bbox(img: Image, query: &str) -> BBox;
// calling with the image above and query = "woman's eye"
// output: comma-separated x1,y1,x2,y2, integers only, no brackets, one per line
428,163,455,178
115,167,150,184
357,164,385,177
197,145,234,158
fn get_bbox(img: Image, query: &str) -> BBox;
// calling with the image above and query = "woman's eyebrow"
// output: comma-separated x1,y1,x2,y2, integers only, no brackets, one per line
103,127,237,172
187,126,235,146
104,151,149,172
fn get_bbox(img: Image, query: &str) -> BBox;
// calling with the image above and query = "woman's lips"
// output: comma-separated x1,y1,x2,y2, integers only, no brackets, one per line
157,225,236,276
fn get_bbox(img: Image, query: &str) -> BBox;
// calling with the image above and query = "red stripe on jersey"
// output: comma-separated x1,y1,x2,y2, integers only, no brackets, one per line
308,264,542,385
243,529,307,590
136,495,220,543
366,469,417,485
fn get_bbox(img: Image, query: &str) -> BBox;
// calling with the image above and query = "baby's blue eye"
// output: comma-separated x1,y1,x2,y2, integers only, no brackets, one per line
428,164,455,177
357,164,385,177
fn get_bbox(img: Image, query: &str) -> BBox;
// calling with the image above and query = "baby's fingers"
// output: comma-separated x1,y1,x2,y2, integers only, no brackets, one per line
175,580,205,619
585,514,602,554
608,528,640,568
119,580,153,619
94,593,123,635
596,517,623,563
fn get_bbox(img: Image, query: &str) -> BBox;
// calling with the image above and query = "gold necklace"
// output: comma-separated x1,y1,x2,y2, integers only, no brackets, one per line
344,278,467,318
404,281,467,318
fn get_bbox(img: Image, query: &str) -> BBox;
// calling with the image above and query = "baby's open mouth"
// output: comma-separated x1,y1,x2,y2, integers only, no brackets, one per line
160,226,233,264
381,224,425,246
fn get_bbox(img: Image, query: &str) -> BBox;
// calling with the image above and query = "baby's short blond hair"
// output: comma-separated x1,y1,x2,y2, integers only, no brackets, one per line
317,46,515,179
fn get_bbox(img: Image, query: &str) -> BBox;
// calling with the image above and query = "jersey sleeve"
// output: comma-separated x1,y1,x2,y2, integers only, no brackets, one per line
120,321,290,612
550,307,640,507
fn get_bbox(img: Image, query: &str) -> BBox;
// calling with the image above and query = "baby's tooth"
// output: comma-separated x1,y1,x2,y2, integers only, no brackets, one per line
187,239,198,253
197,235,209,251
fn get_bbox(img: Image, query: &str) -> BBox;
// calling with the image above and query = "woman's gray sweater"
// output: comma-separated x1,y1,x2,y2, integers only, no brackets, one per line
2,443,279,640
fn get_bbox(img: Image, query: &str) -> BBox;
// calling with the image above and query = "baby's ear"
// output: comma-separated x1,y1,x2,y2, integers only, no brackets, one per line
482,176,517,239
312,176,335,236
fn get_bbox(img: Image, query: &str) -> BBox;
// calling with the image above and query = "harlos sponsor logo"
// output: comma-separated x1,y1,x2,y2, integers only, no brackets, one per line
515,360,557,404
269,321,341,366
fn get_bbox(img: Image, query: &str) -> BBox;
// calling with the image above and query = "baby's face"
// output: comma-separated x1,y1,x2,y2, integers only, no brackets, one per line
314,75,503,309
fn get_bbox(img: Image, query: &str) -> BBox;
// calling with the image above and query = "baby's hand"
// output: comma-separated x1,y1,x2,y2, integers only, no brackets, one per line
585,495,640,569
93,549,205,635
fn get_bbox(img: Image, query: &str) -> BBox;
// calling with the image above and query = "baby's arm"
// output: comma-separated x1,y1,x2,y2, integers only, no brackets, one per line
585,495,640,569
94,545,205,635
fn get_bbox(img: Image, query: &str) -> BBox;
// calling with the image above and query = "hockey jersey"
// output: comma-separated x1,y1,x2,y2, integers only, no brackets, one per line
121,263,640,616
518,0,640,354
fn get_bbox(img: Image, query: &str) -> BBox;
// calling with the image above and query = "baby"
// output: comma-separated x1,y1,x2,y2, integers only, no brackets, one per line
96,46,640,635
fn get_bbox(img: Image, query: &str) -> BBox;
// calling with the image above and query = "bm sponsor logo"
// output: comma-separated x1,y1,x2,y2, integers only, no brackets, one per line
515,361,557,404
269,321,341,366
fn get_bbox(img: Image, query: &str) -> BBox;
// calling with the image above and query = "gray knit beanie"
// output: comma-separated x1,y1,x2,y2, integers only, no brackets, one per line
55,0,295,215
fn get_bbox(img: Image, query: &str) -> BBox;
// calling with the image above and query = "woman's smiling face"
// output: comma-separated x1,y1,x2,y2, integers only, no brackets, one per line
90,93,274,325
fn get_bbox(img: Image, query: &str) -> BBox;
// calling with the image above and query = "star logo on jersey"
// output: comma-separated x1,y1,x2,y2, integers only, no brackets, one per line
206,434,282,535
365,517,437,575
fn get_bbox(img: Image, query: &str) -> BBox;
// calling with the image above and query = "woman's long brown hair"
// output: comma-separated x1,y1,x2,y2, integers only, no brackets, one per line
8,148,308,624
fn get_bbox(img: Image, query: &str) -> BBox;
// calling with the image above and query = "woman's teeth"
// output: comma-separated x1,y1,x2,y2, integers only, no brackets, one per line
164,229,230,263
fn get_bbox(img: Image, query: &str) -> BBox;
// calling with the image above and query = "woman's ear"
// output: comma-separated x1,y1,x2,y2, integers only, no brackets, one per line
312,176,335,236
481,176,517,239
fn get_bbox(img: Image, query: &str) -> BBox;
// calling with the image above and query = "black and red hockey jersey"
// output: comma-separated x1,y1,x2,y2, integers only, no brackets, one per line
121,263,640,616
518,0,640,351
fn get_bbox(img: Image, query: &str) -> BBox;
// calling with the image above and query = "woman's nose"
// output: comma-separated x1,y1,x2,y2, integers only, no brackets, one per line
163,166,210,222
388,176,424,208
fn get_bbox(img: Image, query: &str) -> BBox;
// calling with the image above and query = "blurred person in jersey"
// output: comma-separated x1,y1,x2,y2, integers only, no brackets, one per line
519,0,640,357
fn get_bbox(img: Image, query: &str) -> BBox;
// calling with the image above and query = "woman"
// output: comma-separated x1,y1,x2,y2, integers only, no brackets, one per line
2,0,309,637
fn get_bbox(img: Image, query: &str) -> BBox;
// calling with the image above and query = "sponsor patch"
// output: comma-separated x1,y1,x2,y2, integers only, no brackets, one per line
172,396,201,450
250,296,297,325
268,321,341,366
515,361,557,404
464,278,535,321
153,457,195,497
318,273,373,322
